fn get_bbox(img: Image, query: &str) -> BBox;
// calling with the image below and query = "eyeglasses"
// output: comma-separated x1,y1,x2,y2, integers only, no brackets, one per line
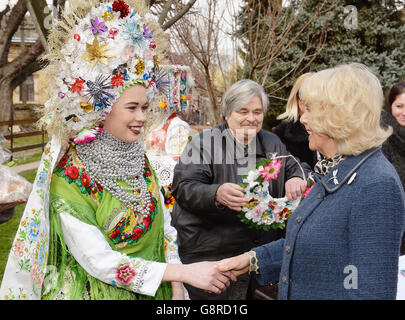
393,81,405,87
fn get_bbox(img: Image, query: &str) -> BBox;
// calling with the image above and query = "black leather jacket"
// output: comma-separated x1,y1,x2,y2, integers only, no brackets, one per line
171,123,310,263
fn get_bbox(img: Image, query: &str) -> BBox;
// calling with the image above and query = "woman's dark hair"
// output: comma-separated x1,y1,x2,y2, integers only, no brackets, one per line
386,81,405,112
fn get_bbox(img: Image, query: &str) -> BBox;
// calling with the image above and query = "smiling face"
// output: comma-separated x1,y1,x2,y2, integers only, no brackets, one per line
225,95,264,144
391,93,405,127
103,84,149,143
298,99,338,158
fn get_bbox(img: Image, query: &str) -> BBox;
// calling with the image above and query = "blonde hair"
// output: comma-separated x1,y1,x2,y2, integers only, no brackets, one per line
298,63,392,156
277,72,313,122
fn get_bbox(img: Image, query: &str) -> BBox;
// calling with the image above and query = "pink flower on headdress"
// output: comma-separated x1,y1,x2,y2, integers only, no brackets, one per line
259,159,282,182
121,45,135,62
108,27,118,39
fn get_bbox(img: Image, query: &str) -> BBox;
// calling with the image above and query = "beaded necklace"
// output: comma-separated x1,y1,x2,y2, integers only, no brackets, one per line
76,130,151,217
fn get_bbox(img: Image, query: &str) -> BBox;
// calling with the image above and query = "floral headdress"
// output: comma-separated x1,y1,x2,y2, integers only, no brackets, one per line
40,0,168,145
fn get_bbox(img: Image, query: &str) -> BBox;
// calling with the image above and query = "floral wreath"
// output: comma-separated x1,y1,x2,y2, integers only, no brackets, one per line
41,0,169,144
237,155,315,230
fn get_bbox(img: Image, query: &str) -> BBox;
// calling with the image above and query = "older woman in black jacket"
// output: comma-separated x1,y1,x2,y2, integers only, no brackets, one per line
171,79,310,300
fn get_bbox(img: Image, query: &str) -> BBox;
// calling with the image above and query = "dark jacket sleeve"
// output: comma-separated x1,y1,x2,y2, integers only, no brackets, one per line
171,131,222,215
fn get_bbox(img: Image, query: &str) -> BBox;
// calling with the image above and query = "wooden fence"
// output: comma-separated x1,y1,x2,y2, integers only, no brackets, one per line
0,119,47,161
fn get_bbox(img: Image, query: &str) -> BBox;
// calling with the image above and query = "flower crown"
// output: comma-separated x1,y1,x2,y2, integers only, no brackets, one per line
43,0,167,137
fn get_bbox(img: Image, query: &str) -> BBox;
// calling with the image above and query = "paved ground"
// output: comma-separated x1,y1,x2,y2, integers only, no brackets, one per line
9,160,40,174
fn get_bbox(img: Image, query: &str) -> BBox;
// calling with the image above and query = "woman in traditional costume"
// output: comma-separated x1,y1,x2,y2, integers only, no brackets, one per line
0,0,233,300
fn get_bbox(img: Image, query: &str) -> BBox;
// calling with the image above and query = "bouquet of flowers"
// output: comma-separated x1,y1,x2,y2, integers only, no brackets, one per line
237,156,314,230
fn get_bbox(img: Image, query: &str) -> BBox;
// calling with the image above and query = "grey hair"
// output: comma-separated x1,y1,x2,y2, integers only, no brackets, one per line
221,79,269,119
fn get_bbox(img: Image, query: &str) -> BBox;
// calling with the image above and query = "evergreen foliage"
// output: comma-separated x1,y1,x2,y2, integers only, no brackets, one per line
236,0,405,129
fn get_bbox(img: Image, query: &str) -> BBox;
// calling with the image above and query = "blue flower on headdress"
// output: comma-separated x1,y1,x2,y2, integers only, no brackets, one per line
94,97,112,111
123,19,147,48
84,75,115,107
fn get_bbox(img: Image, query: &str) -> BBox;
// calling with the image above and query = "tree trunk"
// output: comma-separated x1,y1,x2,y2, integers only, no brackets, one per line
203,65,221,124
0,78,13,134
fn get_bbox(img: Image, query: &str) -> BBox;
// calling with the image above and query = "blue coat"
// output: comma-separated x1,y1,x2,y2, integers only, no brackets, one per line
254,148,405,299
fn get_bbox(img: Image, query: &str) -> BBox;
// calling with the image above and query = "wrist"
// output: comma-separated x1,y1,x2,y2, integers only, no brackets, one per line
164,264,186,283
246,251,260,275
214,190,226,210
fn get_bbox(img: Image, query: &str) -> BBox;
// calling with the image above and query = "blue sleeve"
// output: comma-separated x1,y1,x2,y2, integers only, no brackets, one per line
253,238,285,286
348,177,405,299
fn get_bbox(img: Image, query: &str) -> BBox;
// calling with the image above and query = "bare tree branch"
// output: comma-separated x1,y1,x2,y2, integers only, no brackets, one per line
161,0,197,30
158,0,173,25
0,0,27,67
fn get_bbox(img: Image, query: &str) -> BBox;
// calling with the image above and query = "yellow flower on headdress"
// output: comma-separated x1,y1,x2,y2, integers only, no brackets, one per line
159,101,167,109
80,102,93,113
135,58,145,75
153,55,159,69
102,11,114,22
81,37,116,68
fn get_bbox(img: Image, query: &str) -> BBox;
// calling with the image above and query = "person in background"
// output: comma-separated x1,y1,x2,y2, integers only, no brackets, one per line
273,73,317,169
171,79,309,300
381,81,405,255
218,63,405,300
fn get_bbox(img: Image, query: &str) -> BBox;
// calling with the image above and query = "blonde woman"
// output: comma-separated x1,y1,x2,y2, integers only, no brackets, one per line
273,73,317,169
218,63,405,299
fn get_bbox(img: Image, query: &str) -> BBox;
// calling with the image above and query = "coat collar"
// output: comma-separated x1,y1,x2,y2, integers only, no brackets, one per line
315,147,381,194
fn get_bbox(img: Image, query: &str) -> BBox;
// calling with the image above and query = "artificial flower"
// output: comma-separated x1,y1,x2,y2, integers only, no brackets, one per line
112,0,130,19
135,58,145,75
81,37,116,68
259,159,282,182
111,73,125,87
89,17,107,35
84,74,115,105
123,20,147,48
69,78,85,93
108,27,118,39
159,101,167,109
103,11,114,22
114,64,128,75
80,102,93,113
143,24,153,39
164,193,175,210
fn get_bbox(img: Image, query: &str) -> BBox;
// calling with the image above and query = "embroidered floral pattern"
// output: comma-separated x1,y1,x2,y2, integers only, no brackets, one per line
116,264,136,285
110,256,149,293
13,208,49,296
54,147,103,201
